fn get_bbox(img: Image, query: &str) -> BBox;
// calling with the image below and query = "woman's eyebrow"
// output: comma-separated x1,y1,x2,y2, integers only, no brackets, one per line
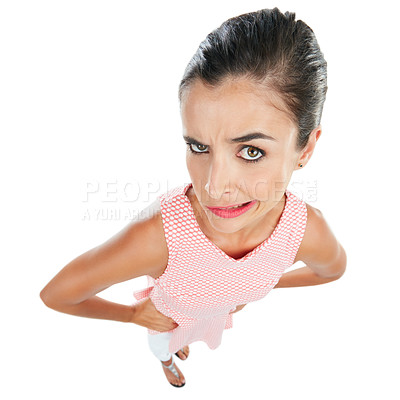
229,132,277,143
183,132,277,145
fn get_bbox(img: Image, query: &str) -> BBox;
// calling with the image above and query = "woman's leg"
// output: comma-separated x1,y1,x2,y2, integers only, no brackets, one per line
147,332,186,387
147,332,173,362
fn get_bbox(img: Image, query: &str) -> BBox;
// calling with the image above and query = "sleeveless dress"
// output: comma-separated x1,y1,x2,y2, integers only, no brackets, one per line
133,182,307,354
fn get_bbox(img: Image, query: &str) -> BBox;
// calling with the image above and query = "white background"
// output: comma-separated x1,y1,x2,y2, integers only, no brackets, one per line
1,0,399,398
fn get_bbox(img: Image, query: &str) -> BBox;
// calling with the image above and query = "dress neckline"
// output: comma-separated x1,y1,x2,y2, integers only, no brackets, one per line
181,183,290,263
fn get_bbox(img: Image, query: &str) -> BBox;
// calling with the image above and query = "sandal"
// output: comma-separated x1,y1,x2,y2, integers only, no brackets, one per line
161,357,185,388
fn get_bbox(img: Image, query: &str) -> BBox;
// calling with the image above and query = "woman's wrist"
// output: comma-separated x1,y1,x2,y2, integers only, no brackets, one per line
129,303,138,324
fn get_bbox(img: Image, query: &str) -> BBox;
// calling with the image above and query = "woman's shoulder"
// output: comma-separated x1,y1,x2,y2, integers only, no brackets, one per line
133,198,169,278
294,202,346,277
102,198,170,279
293,202,319,263
100,197,170,279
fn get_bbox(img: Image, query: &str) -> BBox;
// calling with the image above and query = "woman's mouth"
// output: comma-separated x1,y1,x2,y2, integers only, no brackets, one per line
206,200,257,218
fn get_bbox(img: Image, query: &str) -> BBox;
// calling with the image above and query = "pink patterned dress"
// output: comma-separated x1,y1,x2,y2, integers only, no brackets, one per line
133,183,307,354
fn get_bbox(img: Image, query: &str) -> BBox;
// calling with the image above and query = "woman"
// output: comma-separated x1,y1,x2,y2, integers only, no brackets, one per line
40,8,346,388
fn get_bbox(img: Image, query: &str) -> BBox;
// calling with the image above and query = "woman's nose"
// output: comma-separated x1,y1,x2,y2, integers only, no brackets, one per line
205,182,230,199
204,160,232,199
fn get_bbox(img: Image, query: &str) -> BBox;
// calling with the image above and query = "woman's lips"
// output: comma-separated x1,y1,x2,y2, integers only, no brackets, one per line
207,201,252,210
206,200,257,218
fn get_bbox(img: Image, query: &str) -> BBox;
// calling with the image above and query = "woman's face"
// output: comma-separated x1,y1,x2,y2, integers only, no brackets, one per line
180,77,304,237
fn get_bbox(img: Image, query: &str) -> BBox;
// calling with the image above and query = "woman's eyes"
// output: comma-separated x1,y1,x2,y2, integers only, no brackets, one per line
185,143,265,164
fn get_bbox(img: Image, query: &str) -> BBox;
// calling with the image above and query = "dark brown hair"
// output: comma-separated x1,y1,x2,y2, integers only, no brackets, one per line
178,7,328,152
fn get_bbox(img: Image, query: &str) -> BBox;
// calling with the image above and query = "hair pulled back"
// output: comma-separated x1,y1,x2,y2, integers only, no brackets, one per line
178,7,328,151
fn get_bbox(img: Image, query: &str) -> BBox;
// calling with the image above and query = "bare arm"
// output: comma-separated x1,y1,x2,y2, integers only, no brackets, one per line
274,205,347,289
40,199,177,331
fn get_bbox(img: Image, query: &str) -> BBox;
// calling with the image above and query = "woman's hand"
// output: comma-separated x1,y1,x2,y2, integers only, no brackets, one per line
230,304,246,314
131,298,178,332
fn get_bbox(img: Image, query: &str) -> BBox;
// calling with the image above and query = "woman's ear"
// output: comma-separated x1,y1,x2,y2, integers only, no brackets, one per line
296,125,322,169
